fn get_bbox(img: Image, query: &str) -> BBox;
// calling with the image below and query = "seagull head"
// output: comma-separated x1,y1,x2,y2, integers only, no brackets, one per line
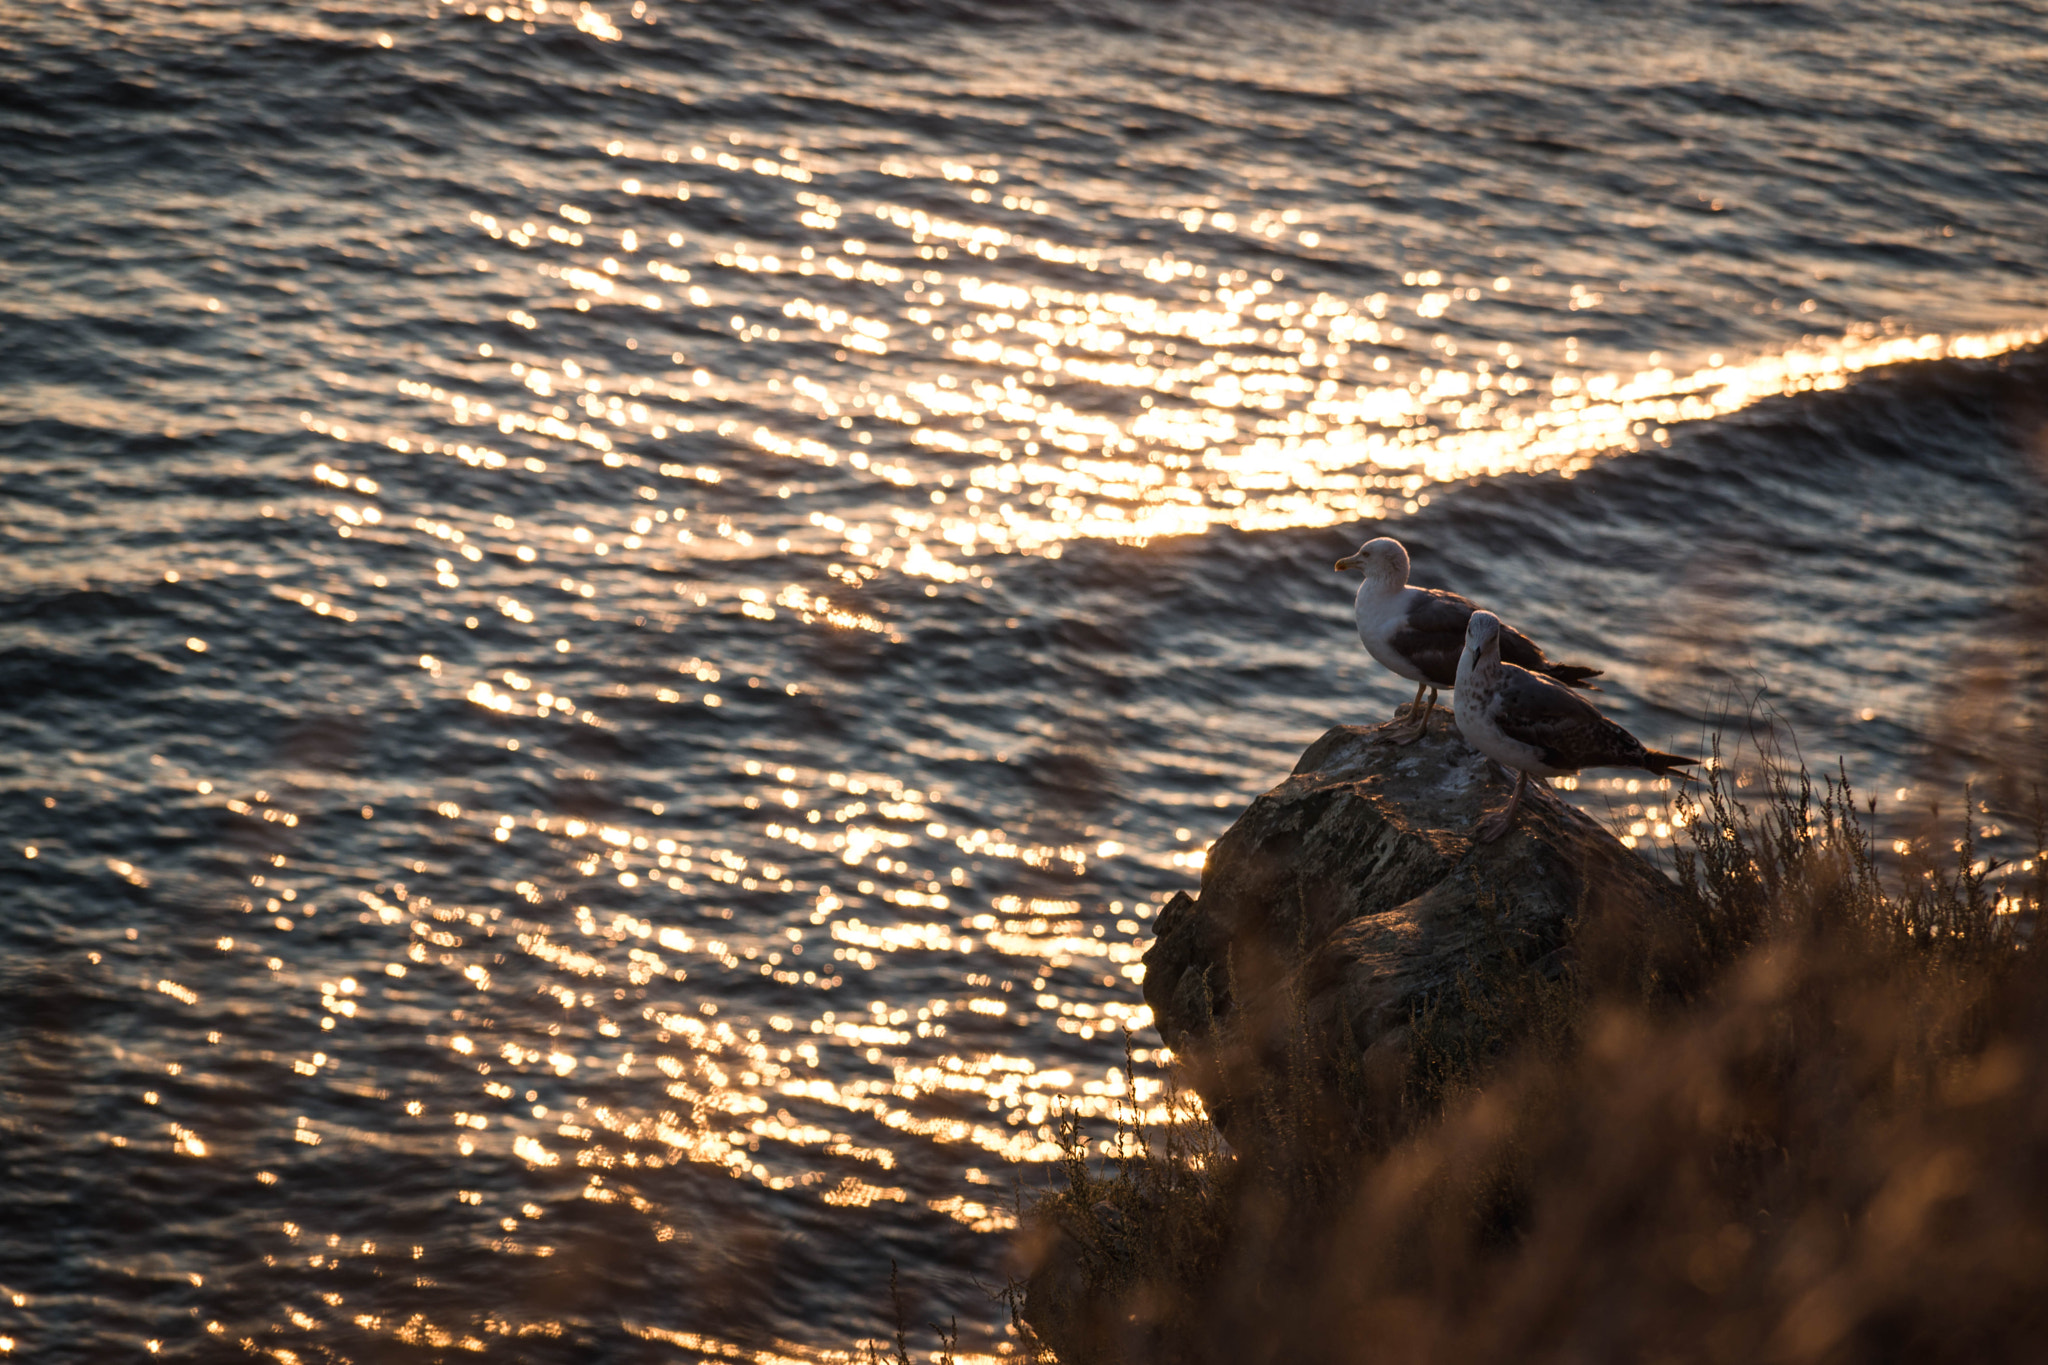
1333,536,1410,585
1463,610,1503,669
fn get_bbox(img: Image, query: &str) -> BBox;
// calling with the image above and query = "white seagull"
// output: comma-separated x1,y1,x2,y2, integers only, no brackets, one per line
1454,610,1698,842
1335,536,1601,744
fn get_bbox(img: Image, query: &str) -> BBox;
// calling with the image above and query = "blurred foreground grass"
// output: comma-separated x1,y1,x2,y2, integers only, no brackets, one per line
1010,742,2048,1364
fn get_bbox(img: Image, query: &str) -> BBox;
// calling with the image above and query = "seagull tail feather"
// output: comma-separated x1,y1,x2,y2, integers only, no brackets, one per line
1544,662,1604,692
1642,749,1700,776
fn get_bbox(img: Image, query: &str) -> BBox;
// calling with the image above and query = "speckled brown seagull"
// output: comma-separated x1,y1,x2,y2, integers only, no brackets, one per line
1335,536,1601,744
1454,610,1697,842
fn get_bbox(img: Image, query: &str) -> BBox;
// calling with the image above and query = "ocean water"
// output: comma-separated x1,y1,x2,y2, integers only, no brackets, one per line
2,0,2046,1358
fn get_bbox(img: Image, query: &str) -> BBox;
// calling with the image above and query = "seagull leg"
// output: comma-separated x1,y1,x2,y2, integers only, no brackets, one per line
1390,686,1438,746
1474,769,1528,843
1378,682,1428,742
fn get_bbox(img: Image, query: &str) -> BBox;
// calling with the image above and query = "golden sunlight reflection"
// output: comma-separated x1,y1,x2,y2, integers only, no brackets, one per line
263,770,1179,1258
300,152,2048,610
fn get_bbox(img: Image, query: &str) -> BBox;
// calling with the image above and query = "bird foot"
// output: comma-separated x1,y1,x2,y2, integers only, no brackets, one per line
1376,715,1428,745
1372,718,1421,745
1472,807,1517,843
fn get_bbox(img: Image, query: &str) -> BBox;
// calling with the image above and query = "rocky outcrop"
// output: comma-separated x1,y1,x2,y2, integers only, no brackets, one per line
1140,721,1693,1155
1021,721,1700,1364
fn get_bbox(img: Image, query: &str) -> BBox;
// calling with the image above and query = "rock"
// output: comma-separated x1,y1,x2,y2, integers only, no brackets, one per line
1021,723,1699,1362
1140,721,1694,1156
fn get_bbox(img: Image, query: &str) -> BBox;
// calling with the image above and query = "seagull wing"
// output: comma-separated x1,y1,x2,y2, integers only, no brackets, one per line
1385,588,1474,688
1491,664,1650,773
1498,621,1603,690
1496,622,1551,672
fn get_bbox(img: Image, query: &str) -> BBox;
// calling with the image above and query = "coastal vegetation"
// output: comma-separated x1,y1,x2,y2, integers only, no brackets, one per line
1014,736,2047,1364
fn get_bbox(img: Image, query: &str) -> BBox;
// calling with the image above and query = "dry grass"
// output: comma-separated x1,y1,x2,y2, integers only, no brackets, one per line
1012,740,2048,1365
854,1260,960,1365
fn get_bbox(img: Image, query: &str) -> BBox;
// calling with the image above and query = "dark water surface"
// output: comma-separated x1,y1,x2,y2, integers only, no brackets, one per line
3,0,2047,1358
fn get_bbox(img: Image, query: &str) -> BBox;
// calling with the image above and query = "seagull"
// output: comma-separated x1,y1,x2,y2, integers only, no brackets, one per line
1454,610,1698,842
1334,537,1601,744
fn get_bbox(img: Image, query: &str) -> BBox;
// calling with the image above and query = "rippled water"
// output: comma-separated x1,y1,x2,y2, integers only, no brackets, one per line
4,0,2047,1358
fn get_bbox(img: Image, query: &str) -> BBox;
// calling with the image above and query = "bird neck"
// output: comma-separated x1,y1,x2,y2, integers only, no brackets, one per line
1353,570,1403,609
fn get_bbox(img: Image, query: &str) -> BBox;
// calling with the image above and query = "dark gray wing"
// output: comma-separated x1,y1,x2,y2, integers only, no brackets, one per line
1496,622,1552,673
1385,588,1475,687
1498,622,1603,690
1493,665,1650,772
